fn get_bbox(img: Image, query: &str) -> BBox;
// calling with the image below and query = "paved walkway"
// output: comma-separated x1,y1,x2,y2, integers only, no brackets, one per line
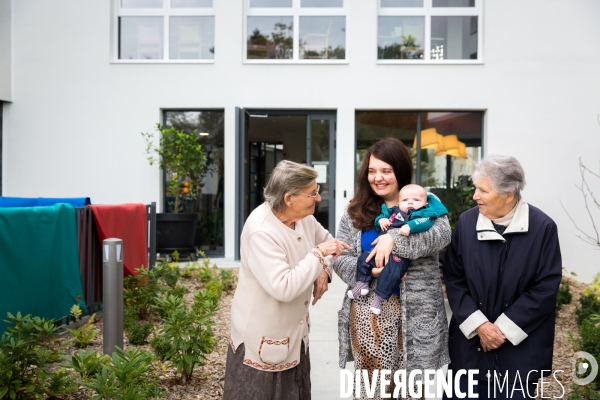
212,258,451,400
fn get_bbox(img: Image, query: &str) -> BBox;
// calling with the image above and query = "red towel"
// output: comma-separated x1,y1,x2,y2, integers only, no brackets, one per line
90,203,148,276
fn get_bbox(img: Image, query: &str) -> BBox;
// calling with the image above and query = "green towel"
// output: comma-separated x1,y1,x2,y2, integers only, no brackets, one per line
0,204,86,335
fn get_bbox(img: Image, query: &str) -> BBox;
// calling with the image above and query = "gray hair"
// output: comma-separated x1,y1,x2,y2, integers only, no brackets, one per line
263,160,318,212
472,155,526,201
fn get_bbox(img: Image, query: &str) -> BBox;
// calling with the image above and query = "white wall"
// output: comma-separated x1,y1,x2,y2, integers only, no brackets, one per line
0,0,12,102
4,0,600,281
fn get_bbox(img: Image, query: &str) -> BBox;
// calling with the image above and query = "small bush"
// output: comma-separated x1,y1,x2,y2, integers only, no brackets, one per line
82,346,163,399
557,280,573,311
66,314,97,348
219,269,237,292
125,319,154,345
576,292,600,326
578,319,600,391
0,312,76,399
150,335,172,361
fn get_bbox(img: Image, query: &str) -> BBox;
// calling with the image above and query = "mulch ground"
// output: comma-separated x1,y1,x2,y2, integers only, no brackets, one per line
57,272,587,399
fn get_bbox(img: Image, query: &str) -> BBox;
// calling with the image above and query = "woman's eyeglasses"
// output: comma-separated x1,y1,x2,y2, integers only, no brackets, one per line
297,185,321,199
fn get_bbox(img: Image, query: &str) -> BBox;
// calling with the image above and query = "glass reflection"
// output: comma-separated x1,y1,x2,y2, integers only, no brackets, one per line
431,16,477,60
299,16,346,59
169,17,214,59
171,0,212,7
381,0,423,7
247,17,293,59
250,0,292,7
433,0,474,6
378,16,424,59
119,17,163,60
311,119,330,230
164,111,225,255
122,0,163,7
302,0,343,7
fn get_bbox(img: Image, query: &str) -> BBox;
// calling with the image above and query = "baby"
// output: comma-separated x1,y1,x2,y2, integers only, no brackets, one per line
348,184,448,314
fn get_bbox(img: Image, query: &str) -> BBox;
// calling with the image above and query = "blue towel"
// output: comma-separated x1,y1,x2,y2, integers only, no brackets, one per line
0,197,91,208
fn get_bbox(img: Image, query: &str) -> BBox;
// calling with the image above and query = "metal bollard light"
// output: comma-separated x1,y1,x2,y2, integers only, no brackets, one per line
102,238,124,355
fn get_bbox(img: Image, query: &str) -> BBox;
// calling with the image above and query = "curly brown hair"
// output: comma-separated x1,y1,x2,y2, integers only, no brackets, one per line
347,138,413,230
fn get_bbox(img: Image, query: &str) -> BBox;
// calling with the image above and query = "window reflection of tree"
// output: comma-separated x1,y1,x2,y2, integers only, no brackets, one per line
378,35,423,60
247,22,293,59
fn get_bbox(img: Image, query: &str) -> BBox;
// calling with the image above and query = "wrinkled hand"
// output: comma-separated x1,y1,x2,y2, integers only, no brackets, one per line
312,271,329,305
365,233,395,268
316,238,352,259
379,219,391,231
476,322,506,352
398,225,410,236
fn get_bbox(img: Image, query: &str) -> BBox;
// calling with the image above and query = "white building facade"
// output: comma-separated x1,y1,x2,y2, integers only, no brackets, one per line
1,0,600,282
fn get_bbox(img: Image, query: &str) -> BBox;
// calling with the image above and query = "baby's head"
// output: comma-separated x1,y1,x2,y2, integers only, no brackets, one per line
398,184,428,213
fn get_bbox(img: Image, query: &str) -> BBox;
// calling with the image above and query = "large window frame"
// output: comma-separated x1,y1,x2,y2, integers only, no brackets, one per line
377,0,483,64
243,0,348,64
112,0,215,63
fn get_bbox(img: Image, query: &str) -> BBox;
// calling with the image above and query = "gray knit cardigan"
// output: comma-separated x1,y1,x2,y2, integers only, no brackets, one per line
332,209,452,371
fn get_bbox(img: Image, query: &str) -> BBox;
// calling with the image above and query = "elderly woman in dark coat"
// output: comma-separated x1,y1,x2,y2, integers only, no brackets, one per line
333,138,451,399
444,155,562,399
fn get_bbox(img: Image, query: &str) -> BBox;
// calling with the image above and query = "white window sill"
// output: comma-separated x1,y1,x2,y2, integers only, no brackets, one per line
376,60,484,65
243,59,349,65
110,60,215,64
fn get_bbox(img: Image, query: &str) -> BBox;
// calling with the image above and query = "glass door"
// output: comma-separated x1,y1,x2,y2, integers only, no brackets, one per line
307,114,336,234
235,110,336,260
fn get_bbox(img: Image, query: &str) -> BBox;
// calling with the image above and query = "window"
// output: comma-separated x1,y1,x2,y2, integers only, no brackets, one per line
377,0,481,62
115,0,215,61
244,0,346,62
163,110,225,255
356,111,483,226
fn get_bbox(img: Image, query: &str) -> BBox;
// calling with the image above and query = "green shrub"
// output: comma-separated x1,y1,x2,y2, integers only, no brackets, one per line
82,346,163,399
219,269,237,292
66,314,97,348
557,280,573,311
578,319,600,391
154,294,216,383
150,335,172,361
124,266,161,320
125,319,154,345
0,312,76,399
576,293,600,326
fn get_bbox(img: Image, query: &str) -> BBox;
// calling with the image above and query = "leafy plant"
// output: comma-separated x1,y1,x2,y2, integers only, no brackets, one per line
219,269,237,293
576,292,600,326
125,319,153,346
66,314,97,348
142,123,212,214
124,266,162,320
153,293,217,383
0,312,74,399
149,335,172,361
82,346,163,399
557,279,573,311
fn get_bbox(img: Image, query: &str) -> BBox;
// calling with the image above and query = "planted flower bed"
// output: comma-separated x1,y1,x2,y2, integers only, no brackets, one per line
0,253,237,400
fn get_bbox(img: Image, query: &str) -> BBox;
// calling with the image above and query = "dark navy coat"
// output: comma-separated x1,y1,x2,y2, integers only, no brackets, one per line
444,201,562,382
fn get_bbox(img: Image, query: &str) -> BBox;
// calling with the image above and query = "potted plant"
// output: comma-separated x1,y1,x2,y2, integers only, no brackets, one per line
142,124,212,260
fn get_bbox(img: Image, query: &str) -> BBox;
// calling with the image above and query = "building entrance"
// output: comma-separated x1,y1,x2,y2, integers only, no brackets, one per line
235,109,336,260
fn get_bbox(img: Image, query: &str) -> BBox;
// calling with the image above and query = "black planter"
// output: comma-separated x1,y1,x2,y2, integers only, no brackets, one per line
156,213,199,256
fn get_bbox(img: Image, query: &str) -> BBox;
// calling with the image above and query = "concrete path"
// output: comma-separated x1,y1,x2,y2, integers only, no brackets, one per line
211,258,451,400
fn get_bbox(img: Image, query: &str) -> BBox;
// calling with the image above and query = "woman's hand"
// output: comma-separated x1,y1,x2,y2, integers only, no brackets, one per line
476,322,506,352
312,271,329,305
365,233,395,268
316,238,352,259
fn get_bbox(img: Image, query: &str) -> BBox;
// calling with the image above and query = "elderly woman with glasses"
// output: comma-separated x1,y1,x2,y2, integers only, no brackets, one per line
444,155,562,399
224,160,350,399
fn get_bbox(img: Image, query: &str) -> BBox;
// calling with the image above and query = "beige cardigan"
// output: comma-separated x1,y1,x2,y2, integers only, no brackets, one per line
230,202,333,371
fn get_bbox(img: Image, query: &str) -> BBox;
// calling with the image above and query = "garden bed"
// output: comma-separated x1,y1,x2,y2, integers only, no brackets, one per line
57,268,237,400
